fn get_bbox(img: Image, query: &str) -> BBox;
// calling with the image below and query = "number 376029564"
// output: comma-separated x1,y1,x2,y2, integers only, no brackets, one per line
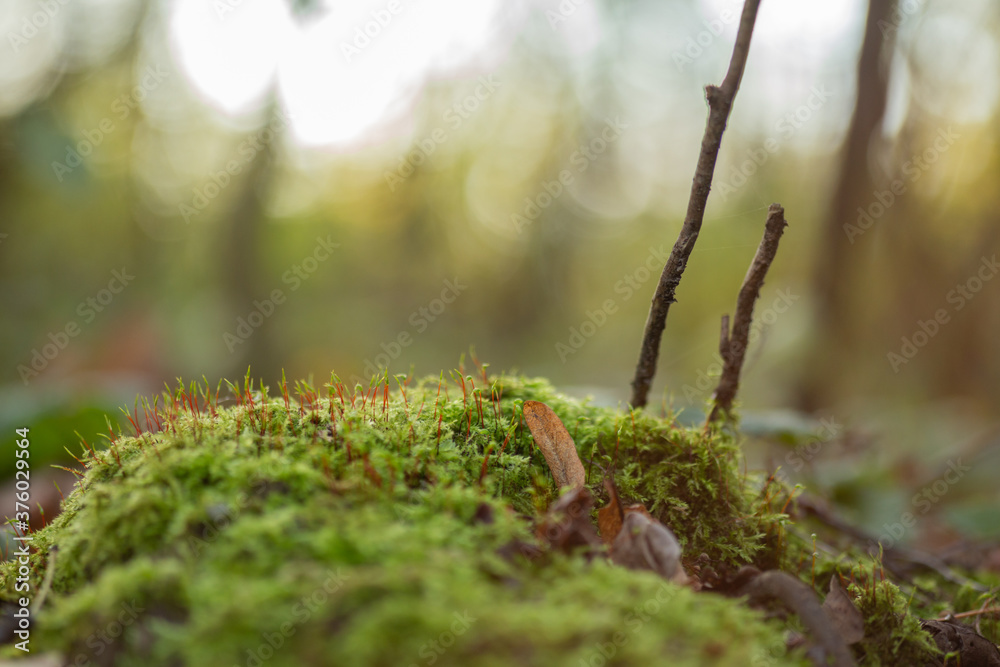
14,428,30,526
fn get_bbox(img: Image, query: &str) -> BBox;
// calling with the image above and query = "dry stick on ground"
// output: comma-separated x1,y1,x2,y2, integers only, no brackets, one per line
796,494,988,593
739,570,857,667
707,204,787,423
629,0,763,408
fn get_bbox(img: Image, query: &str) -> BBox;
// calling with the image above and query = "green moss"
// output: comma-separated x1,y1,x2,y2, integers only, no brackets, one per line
846,563,940,666
0,373,957,665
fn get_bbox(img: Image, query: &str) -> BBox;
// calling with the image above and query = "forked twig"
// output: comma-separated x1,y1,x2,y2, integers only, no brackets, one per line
708,204,787,423
630,0,764,408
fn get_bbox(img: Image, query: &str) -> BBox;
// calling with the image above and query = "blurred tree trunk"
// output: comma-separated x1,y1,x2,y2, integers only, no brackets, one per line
798,0,897,411
220,107,279,383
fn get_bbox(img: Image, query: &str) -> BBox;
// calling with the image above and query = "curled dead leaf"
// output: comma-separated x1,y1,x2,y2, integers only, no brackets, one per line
822,577,865,645
597,476,624,544
609,511,685,582
536,486,601,554
522,400,586,489
921,619,1000,667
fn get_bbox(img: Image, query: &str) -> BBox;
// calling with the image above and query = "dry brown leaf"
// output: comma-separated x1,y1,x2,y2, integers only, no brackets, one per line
822,577,865,645
536,486,602,554
921,619,1000,667
522,400,586,489
609,511,684,582
597,476,624,544
624,504,654,520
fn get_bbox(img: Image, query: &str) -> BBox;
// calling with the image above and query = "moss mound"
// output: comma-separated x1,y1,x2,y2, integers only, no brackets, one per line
0,373,953,665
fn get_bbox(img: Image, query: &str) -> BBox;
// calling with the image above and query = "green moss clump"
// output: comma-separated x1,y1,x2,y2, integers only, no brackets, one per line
847,564,940,666
0,373,953,665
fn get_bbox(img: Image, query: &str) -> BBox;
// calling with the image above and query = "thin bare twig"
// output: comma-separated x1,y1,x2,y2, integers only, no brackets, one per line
795,493,989,593
937,605,1000,623
629,0,763,408
739,569,857,667
708,203,787,423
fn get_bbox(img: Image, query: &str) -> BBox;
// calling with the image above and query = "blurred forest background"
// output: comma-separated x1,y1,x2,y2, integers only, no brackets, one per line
1,0,998,549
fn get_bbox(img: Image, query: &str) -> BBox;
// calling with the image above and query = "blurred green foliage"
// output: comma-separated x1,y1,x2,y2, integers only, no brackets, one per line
0,0,998,549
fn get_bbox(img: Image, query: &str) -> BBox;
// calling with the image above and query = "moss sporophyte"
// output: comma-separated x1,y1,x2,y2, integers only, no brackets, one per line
0,373,964,665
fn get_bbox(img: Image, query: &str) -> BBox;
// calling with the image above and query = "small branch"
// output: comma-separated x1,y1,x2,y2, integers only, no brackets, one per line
796,494,989,593
937,606,1000,622
629,0,763,408
708,203,787,423
739,570,857,667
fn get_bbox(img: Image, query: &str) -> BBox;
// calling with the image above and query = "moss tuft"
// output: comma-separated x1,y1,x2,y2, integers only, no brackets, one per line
847,563,940,666
0,373,961,665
